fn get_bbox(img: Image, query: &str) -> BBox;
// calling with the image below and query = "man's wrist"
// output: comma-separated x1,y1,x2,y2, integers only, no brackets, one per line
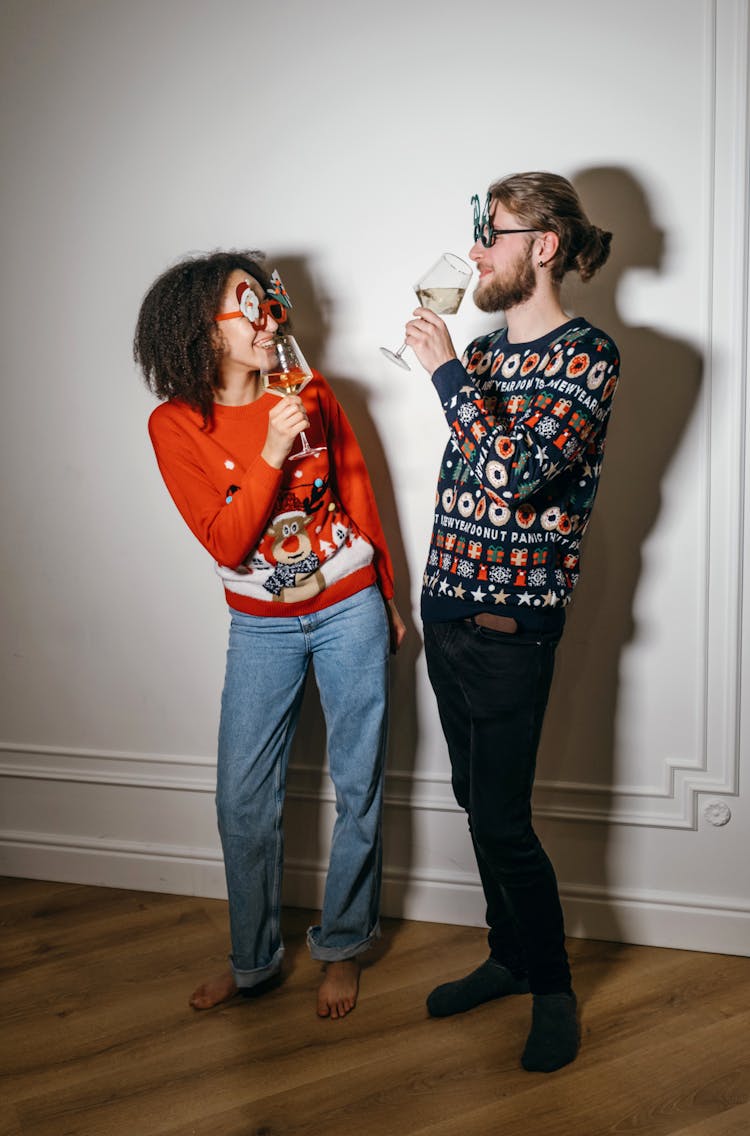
431,356,466,391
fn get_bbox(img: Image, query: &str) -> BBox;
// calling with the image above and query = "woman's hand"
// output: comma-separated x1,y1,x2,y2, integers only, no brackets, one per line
404,307,458,375
261,395,309,469
386,598,407,654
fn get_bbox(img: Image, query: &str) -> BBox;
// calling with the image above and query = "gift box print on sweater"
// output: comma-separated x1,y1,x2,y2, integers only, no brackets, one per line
423,319,620,613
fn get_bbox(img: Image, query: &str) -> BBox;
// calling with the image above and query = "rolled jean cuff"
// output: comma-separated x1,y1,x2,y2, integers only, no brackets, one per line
230,945,284,989
306,923,381,962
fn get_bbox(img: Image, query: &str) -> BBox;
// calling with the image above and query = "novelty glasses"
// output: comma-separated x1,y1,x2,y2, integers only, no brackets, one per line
472,192,540,248
215,269,292,331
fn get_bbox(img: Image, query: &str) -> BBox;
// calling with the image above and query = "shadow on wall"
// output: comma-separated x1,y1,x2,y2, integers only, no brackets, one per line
270,255,418,927
536,167,704,947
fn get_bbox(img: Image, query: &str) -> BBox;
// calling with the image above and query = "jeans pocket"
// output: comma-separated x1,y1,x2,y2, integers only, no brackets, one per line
465,633,545,714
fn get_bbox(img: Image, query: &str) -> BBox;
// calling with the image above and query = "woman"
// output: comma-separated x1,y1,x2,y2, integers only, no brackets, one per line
134,251,405,1018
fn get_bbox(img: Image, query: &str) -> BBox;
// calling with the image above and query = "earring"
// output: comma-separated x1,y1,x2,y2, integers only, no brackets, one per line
538,259,545,269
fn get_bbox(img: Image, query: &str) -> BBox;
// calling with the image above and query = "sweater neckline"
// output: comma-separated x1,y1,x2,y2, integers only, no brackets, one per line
211,392,276,418
499,316,590,352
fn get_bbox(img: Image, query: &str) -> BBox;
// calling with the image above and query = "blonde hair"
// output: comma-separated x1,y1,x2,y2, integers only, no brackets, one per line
489,172,612,284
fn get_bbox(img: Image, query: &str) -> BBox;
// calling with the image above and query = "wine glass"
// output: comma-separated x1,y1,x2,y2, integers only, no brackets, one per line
380,252,473,370
260,333,326,461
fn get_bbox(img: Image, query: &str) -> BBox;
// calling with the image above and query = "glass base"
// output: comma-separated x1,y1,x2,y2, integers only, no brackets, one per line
288,444,327,462
380,346,411,370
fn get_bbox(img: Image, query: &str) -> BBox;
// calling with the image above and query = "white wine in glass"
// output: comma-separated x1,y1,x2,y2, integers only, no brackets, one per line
381,252,473,370
261,333,326,461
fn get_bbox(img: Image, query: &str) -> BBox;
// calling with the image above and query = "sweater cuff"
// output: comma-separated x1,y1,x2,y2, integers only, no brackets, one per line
431,358,468,403
247,453,285,490
378,580,395,602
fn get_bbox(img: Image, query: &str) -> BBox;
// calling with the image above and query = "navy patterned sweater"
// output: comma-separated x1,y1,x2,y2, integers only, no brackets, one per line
421,317,620,624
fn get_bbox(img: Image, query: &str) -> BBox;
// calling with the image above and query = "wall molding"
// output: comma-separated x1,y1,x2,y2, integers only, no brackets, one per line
0,740,745,831
0,743,461,812
0,742,743,829
1,827,747,956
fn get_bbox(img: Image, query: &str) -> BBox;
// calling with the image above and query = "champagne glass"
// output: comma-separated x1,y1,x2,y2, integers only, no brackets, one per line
380,252,473,370
261,333,326,461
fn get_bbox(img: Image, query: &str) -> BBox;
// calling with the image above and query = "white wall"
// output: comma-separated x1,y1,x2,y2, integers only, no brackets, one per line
1,0,748,955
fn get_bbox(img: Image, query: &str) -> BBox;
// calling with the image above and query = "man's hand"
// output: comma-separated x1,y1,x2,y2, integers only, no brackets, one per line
404,307,458,375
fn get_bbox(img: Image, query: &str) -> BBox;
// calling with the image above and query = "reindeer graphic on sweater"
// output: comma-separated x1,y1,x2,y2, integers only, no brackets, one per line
229,482,374,608
261,491,327,603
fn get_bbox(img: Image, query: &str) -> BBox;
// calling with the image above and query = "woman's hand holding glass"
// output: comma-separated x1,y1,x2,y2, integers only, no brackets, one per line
261,393,310,469
260,334,326,461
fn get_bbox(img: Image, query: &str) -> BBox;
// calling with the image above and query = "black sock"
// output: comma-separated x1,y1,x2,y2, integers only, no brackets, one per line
426,958,530,1018
521,991,579,1072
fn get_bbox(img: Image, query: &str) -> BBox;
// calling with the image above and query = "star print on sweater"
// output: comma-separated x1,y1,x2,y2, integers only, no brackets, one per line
421,318,620,621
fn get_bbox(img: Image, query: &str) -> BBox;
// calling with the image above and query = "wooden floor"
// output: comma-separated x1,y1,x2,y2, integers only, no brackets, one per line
1,878,749,1136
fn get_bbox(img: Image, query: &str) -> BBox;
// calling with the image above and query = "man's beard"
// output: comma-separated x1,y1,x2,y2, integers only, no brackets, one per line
474,248,537,313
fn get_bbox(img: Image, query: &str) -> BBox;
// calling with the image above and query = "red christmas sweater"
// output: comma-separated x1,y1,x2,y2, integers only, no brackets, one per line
148,371,395,616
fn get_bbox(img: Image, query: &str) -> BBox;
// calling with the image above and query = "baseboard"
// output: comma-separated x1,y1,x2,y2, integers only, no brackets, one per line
0,833,228,900
562,886,750,957
2,833,748,957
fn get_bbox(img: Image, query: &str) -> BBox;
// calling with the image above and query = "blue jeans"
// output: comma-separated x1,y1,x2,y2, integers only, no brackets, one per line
423,617,571,995
216,585,390,989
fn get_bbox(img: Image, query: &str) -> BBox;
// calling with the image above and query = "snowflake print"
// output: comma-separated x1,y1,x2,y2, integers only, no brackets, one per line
426,323,619,621
536,416,560,439
457,403,479,426
489,565,512,583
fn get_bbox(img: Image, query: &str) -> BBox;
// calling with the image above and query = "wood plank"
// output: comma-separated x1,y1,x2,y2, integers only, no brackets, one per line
0,1106,22,1136
673,1100,750,1135
2,878,749,1136
403,1011,750,1136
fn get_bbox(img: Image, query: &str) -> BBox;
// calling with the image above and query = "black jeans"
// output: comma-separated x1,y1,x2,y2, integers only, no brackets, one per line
423,617,571,995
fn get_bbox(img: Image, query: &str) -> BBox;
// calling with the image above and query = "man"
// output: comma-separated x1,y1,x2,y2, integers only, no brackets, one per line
405,171,619,1072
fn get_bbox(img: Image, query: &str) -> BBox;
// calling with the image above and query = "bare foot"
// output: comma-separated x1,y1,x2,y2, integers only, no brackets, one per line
316,959,360,1019
189,968,237,1010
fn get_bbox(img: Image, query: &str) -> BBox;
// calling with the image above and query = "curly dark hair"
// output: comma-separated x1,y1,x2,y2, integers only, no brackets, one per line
133,250,271,420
